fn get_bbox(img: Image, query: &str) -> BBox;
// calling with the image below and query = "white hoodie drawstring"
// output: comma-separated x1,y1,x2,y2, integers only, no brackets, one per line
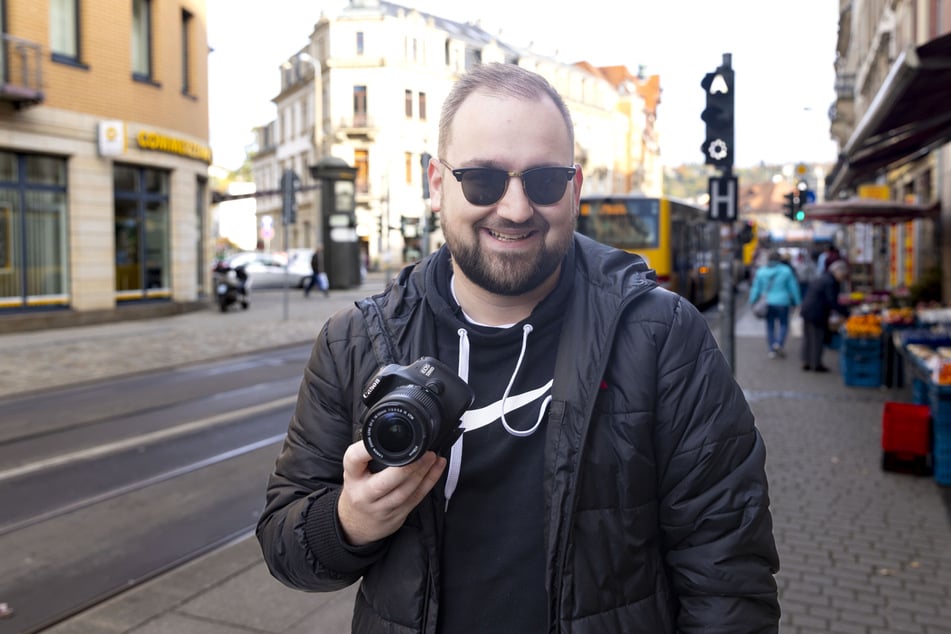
444,328,470,507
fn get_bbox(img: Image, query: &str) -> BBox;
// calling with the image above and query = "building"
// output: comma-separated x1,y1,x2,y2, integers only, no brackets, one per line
0,0,212,329
823,0,950,298
248,0,663,274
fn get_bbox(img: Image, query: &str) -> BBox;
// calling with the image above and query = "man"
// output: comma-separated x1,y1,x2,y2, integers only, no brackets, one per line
257,63,780,632
801,259,851,372
303,248,328,297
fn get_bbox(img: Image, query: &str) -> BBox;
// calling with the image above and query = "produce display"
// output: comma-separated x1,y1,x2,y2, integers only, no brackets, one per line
843,313,882,338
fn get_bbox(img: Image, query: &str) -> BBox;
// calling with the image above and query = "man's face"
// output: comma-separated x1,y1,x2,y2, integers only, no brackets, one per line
429,90,582,296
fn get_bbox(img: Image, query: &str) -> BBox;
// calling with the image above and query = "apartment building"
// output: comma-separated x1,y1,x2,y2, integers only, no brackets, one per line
825,0,951,297
250,0,662,271
0,0,211,327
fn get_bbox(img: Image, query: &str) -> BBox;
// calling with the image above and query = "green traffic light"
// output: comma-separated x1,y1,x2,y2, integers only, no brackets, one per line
795,210,805,222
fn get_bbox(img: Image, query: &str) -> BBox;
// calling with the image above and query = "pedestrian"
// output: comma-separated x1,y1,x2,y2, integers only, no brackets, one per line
800,259,851,372
816,243,840,272
749,249,801,359
792,249,817,301
257,63,779,632
303,249,328,297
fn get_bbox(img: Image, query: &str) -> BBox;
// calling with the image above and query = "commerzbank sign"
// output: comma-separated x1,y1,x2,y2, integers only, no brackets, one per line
98,120,213,164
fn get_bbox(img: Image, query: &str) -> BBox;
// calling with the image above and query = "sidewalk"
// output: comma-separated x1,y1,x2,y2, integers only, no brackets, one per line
6,288,951,633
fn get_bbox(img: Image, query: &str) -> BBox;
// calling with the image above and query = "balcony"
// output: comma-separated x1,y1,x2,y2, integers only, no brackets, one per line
1,34,44,107
334,114,377,141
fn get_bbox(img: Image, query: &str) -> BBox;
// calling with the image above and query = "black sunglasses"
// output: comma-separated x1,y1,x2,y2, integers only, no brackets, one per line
438,159,576,206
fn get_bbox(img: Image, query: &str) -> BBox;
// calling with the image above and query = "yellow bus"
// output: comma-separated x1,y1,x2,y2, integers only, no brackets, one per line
577,195,720,309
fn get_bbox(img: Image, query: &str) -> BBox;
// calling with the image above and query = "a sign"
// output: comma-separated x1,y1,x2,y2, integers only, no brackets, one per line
98,120,126,157
707,176,738,222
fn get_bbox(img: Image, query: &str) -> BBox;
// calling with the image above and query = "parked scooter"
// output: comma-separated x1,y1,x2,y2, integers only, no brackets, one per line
213,262,250,312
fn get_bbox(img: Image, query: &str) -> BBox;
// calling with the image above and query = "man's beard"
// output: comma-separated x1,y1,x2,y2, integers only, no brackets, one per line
444,222,572,296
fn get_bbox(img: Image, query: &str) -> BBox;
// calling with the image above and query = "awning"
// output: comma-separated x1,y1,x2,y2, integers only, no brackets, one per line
802,198,940,225
826,32,951,197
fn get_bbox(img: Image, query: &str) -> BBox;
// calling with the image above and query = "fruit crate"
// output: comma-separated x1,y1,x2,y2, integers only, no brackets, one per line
840,348,882,388
881,402,932,477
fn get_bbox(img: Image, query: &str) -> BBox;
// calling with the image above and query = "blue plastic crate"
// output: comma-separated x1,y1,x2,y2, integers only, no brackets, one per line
842,336,882,353
842,357,882,387
933,436,951,485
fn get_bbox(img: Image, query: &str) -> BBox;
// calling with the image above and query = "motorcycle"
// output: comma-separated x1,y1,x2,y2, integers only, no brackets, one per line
213,262,250,312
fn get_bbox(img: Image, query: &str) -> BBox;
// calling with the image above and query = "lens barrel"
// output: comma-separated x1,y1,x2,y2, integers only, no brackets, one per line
362,385,442,466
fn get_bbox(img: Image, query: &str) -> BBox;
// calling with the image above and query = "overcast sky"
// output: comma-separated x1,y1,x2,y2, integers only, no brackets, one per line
207,0,841,171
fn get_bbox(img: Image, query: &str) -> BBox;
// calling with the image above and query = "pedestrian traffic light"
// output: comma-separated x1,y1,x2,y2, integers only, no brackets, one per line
700,60,735,169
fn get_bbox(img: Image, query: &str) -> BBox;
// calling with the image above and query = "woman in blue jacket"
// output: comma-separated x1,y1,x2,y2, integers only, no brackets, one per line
749,250,802,358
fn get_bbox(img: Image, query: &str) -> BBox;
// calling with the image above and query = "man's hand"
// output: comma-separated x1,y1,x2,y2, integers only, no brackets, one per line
337,441,446,546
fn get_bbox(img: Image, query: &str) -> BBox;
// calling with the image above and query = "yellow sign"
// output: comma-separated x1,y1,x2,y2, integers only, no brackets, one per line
136,131,213,164
857,184,890,200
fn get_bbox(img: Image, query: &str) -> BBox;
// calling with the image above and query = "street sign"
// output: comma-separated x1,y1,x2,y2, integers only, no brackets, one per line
707,176,738,222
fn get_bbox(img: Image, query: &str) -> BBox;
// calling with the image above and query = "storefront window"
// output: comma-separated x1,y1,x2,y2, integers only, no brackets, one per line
113,164,169,298
0,151,68,310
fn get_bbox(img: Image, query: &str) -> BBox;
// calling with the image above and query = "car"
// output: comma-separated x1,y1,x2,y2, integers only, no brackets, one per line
214,250,314,290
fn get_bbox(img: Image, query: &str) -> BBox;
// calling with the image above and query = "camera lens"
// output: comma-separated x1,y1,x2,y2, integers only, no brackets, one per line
362,385,441,467
375,412,416,454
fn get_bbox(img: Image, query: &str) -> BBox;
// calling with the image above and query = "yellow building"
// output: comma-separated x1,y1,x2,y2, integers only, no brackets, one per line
0,0,211,328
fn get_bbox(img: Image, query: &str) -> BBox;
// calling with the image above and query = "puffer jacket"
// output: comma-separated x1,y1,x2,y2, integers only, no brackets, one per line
257,234,781,633
749,262,801,308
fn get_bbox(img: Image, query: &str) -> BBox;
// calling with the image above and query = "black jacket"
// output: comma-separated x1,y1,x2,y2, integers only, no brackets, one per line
800,270,848,327
257,235,780,632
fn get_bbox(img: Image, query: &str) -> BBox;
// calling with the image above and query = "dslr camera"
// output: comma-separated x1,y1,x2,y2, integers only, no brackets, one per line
360,356,475,469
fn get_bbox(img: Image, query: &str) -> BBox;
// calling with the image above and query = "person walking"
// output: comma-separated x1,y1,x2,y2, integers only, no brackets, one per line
800,259,851,372
303,249,328,297
257,63,779,633
749,249,801,359
792,250,817,300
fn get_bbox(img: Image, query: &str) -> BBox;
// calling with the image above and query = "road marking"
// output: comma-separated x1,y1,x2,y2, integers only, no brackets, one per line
0,396,296,483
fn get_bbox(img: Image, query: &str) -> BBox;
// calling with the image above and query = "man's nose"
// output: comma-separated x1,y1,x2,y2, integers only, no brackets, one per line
495,175,534,223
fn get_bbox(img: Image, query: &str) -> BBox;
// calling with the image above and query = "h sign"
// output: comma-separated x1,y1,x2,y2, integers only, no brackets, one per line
708,176,738,222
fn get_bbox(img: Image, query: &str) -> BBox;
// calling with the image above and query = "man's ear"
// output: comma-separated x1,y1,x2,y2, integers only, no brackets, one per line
428,156,442,211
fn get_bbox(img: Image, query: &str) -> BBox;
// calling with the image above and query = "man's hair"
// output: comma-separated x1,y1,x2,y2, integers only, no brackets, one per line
437,63,575,160
829,260,849,275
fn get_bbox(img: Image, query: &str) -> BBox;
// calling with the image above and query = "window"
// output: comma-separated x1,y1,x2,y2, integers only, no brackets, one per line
113,164,170,297
0,152,69,308
354,149,369,194
356,31,364,55
181,9,193,94
405,89,413,118
405,152,412,184
131,0,152,80
418,92,427,120
50,0,80,62
353,85,367,126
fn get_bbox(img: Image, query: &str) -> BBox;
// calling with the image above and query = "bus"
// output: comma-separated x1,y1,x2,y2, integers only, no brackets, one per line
577,195,720,309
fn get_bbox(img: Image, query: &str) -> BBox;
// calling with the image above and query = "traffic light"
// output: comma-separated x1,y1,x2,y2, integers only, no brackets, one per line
737,220,754,244
794,180,810,222
700,61,735,169
281,169,299,225
783,191,799,221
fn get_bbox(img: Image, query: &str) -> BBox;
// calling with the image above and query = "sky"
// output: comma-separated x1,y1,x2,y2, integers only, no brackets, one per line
206,0,841,172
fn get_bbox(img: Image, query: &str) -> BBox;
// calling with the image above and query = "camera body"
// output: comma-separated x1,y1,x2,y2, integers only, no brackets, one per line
360,356,474,468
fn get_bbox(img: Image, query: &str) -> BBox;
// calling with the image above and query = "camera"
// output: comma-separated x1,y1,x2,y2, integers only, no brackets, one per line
360,356,475,469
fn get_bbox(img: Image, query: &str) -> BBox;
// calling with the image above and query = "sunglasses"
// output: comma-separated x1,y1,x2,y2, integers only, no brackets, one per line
438,159,576,207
